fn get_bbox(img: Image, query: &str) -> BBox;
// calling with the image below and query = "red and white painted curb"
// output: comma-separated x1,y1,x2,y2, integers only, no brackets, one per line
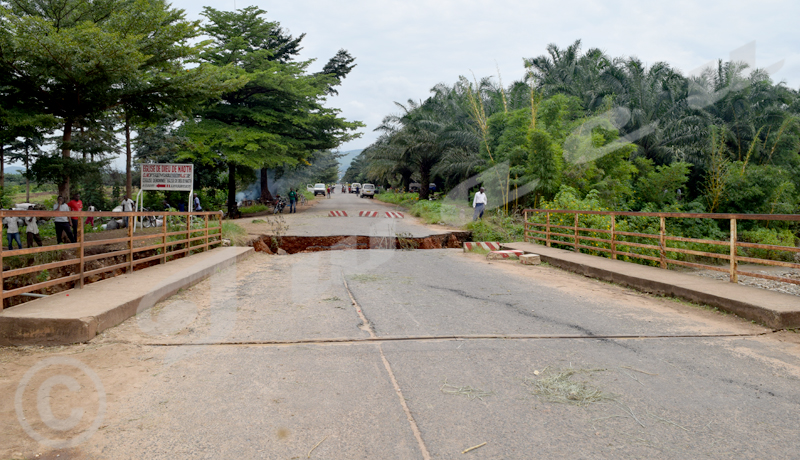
385,211,404,218
359,211,379,217
486,250,524,260
328,210,348,217
463,242,501,252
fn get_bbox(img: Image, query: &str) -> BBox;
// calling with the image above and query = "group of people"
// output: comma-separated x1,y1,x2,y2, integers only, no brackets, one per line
2,192,204,250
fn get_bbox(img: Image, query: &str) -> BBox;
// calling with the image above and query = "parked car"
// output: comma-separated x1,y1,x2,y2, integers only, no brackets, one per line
350,183,362,194
360,184,375,198
313,183,327,196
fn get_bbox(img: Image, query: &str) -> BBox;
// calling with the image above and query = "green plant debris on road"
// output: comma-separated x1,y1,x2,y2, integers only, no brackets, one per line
525,367,613,406
440,379,495,400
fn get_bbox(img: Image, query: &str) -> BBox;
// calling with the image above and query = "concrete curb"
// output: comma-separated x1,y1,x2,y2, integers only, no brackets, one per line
502,242,800,329
0,247,254,346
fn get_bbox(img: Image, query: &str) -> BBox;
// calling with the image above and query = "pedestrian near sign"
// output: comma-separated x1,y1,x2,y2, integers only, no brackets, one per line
141,164,194,191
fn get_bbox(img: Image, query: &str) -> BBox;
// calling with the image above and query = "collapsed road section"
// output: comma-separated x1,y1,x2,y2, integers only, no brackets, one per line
250,232,471,254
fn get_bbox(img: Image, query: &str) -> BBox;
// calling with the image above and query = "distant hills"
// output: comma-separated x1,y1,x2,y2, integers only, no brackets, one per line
337,149,363,179
4,166,24,175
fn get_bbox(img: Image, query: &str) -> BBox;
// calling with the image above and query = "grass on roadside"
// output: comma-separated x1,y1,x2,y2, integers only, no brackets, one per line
222,221,249,246
239,204,269,214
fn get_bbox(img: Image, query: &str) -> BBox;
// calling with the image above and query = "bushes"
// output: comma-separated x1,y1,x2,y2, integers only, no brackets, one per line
740,228,797,261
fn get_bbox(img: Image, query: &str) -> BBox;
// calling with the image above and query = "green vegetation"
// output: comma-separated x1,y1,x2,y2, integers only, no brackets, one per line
221,221,248,246
0,4,360,215
239,204,269,215
358,40,800,258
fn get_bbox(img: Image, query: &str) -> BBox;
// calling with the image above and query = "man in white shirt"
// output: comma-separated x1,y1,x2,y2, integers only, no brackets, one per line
121,195,135,228
4,213,22,249
472,187,487,221
53,196,76,243
24,214,42,248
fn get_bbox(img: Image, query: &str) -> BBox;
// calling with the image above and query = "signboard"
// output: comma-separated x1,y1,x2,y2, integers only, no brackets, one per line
141,164,193,191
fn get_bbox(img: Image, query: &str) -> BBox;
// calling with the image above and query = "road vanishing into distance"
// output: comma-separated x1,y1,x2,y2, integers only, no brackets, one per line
2,190,800,459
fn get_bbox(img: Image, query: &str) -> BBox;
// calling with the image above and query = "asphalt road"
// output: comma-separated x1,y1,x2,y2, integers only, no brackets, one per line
233,189,459,238
5,197,800,459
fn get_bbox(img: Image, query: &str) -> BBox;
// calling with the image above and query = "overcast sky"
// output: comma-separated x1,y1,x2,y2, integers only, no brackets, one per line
99,0,799,170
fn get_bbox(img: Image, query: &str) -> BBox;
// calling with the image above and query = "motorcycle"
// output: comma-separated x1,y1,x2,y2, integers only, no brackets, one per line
273,197,286,214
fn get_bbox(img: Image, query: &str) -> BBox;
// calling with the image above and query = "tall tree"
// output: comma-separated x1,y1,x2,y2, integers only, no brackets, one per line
180,7,362,215
0,0,237,197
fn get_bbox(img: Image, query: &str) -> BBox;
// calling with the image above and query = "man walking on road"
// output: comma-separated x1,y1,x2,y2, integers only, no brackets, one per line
473,187,487,221
288,188,297,213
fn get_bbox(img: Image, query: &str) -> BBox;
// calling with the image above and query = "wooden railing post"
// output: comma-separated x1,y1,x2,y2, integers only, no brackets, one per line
730,218,738,283
573,213,579,252
161,212,168,264
546,213,551,247
127,214,134,274
659,216,667,269
523,210,528,242
204,214,209,250
78,217,85,288
611,215,617,260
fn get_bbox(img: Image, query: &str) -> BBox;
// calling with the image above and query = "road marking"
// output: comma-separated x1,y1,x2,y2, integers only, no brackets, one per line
328,210,348,217
358,211,379,217
384,211,404,218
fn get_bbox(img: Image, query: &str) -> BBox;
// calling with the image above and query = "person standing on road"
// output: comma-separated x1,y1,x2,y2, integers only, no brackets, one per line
472,187,487,221
288,188,297,213
4,213,22,250
121,195,135,228
54,196,76,243
67,193,82,238
24,214,42,248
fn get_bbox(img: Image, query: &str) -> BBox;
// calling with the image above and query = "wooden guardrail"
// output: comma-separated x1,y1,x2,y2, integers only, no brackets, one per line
522,209,800,286
0,210,223,308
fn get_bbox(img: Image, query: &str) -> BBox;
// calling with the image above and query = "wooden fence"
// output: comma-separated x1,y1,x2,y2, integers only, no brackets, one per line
523,209,800,286
0,210,223,308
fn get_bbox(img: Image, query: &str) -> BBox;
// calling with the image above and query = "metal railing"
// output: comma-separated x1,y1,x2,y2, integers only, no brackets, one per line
523,209,800,286
0,210,223,308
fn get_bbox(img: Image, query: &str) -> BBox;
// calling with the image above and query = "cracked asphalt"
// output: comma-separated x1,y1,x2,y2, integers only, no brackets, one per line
3,195,800,459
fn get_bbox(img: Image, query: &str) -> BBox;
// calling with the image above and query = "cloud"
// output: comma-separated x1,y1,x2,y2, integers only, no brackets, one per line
99,0,800,169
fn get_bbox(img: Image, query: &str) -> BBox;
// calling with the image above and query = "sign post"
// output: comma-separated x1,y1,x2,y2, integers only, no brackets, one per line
141,164,194,192
139,164,195,232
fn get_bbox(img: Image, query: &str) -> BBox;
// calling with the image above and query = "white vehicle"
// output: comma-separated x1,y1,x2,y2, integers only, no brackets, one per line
359,184,375,198
313,183,327,196
350,182,361,194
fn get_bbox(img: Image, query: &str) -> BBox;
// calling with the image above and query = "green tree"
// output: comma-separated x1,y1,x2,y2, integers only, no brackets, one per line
181,7,362,215
0,0,237,197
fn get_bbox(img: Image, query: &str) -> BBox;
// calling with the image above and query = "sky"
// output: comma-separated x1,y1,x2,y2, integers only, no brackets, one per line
92,0,800,170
